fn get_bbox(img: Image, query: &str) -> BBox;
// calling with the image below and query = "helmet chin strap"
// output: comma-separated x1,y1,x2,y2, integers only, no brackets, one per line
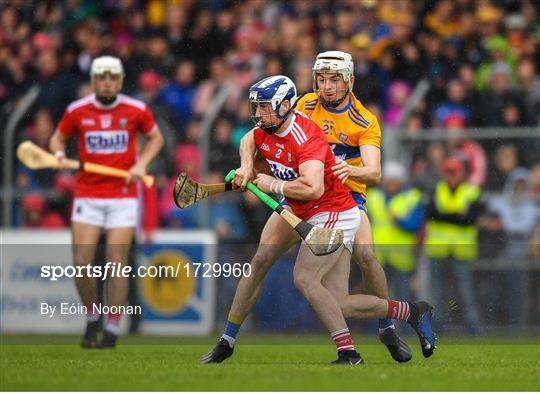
260,105,294,134
260,115,288,134
318,88,350,108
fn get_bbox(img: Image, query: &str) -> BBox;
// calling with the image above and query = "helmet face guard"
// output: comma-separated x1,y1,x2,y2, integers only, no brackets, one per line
249,100,287,134
248,75,297,134
312,51,354,108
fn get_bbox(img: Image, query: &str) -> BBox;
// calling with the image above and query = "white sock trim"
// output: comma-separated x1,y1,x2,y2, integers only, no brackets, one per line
105,322,120,335
221,334,236,347
86,313,100,323
331,328,350,337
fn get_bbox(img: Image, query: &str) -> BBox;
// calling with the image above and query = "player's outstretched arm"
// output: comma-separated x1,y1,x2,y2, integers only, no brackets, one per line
127,127,164,184
332,144,381,185
235,130,257,190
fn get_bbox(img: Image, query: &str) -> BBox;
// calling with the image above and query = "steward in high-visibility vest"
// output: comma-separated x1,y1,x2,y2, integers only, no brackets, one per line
367,184,422,273
425,157,484,261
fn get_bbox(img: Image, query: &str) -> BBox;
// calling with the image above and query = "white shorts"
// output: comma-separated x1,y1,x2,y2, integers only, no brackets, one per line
307,207,361,253
71,198,138,229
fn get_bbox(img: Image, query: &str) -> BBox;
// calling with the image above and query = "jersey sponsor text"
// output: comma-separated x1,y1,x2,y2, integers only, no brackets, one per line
85,130,129,154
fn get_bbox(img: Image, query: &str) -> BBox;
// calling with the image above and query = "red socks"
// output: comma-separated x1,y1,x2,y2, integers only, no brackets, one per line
331,328,355,352
105,312,121,335
387,300,411,322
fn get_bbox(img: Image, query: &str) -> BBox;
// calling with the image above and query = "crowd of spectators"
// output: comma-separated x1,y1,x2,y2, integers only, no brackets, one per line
1,0,539,245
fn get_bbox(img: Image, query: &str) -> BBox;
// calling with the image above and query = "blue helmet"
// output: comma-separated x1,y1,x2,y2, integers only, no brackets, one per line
248,75,297,134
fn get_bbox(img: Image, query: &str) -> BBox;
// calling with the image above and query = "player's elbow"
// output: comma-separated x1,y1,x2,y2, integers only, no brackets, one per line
152,130,165,148
298,171,324,200
306,185,324,201
365,167,381,186
371,170,382,186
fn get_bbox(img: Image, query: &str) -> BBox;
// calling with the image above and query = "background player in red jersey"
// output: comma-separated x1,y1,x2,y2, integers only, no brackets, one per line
201,76,436,365
49,56,164,348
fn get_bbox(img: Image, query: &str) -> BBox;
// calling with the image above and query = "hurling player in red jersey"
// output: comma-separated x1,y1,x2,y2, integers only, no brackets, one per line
201,76,436,365
49,56,164,348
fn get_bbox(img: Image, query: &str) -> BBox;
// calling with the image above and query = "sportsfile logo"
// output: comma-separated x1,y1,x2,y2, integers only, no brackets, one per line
85,130,128,154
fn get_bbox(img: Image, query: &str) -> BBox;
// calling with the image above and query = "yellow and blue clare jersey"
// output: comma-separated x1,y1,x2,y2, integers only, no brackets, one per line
296,92,381,204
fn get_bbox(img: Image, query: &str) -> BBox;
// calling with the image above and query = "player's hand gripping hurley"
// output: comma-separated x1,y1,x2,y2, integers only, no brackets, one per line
17,141,154,187
172,169,344,255
225,170,343,256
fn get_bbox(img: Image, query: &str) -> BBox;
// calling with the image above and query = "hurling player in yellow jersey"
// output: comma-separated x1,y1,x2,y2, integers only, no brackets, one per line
296,51,413,363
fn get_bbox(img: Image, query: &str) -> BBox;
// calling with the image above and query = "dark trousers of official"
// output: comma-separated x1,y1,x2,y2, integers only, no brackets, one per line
430,257,482,335
385,265,414,302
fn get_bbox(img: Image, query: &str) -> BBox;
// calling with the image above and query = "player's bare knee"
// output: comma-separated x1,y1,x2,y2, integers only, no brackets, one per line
249,252,273,278
293,270,313,296
340,301,354,318
73,253,91,268
354,244,378,271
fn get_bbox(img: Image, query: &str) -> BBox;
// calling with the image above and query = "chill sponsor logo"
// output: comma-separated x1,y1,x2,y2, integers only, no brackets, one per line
266,159,298,181
85,130,128,154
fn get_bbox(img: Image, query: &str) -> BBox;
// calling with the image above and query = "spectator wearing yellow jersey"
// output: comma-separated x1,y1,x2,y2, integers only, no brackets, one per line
367,162,423,301
425,157,484,335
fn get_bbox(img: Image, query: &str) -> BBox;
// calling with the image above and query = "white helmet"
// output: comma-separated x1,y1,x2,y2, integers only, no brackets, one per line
312,51,354,107
90,56,125,78
313,51,353,84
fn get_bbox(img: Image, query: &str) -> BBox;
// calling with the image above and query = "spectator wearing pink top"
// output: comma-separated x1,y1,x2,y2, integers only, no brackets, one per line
383,80,411,126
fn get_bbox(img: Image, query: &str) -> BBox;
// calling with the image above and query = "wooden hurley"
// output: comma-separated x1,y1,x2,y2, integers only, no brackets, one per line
16,140,154,187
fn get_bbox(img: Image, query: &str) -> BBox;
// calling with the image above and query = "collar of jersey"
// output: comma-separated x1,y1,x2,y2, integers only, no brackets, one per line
91,93,121,109
321,96,351,114
274,113,296,138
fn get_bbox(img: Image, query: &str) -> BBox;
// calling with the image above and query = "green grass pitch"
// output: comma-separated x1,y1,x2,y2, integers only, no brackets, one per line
1,334,539,391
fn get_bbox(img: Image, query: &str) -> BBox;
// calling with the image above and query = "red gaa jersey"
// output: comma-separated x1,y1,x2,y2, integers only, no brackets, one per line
253,110,356,220
58,94,156,198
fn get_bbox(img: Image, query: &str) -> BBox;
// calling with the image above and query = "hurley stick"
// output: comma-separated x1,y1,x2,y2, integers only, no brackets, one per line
225,169,343,256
